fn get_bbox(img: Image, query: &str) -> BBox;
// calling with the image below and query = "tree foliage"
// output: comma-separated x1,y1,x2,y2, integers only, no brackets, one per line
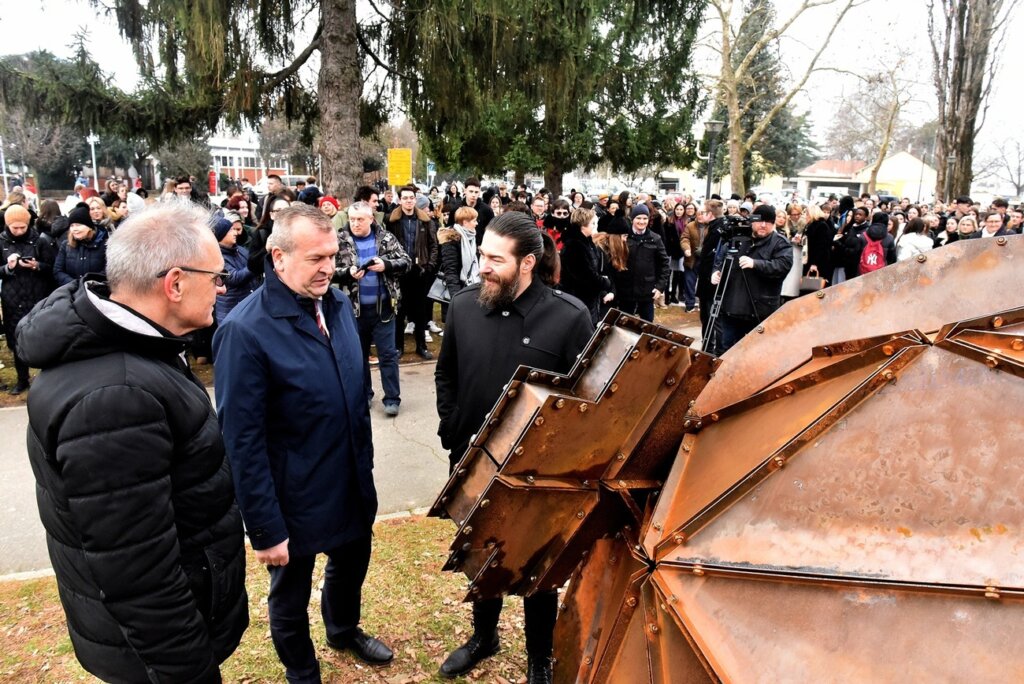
711,0,817,189
385,0,707,194
0,1,384,197
711,0,857,195
155,137,214,181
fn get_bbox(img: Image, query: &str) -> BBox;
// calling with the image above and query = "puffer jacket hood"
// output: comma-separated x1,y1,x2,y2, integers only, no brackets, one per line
17,277,188,370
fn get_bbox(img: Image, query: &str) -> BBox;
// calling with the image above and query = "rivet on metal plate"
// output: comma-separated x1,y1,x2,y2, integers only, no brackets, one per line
667,345,677,356
682,444,691,452
630,349,640,360
471,585,480,593
581,358,590,367
555,399,565,409
882,344,895,356
673,534,685,545
985,586,1001,599
695,421,703,429
626,597,637,607
463,525,473,534
711,413,720,422
986,355,999,368
535,416,545,427
576,511,585,519
688,399,696,408
578,403,589,413
1012,338,1024,351
773,455,786,468
616,451,626,461
692,565,705,576
665,376,676,386
994,316,1005,328
441,496,449,503
684,419,692,428
609,382,619,393
480,499,490,508
552,377,561,385
584,656,593,665
462,542,470,551
457,468,467,476
783,384,794,394
507,388,518,398
602,325,611,333
530,575,537,582
653,523,662,531
649,624,659,634
882,370,895,381
916,253,927,263
756,325,765,333
582,480,589,487
668,595,678,603
815,290,826,299
526,475,536,484
490,561,498,568
529,371,539,380
642,324,651,332
997,236,1008,245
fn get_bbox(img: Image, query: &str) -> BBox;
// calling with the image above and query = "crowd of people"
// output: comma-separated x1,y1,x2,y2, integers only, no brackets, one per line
5,168,1021,684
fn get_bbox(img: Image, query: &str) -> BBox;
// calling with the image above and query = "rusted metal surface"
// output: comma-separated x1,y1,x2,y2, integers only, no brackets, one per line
437,237,1024,682
694,234,1024,415
430,310,709,600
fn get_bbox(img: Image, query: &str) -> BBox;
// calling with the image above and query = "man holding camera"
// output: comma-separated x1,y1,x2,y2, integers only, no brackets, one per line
710,204,792,354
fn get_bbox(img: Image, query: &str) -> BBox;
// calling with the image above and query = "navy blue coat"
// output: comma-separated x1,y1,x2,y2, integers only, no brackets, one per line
212,264,378,557
215,244,258,324
54,230,108,286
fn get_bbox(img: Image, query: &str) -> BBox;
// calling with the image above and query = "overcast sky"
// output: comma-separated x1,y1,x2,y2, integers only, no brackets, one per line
1,0,1020,169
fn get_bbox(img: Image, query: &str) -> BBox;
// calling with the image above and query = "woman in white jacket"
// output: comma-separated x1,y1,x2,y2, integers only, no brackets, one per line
896,217,934,261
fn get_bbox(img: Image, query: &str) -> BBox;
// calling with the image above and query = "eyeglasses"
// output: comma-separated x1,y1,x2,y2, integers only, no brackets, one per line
552,210,570,217
156,266,229,287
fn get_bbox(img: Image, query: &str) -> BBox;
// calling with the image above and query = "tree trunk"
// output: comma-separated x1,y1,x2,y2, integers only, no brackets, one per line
318,0,364,200
514,169,525,186
544,159,564,198
930,0,1002,201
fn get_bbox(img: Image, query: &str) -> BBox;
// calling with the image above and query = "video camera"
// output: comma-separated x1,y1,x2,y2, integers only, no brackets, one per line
720,214,753,241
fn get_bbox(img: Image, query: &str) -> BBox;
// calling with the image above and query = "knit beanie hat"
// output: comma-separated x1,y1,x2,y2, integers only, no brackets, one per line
630,203,650,219
212,217,234,241
752,204,776,224
318,195,340,209
67,202,96,231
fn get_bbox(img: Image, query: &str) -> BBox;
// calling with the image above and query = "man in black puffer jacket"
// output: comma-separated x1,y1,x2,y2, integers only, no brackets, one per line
17,200,248,683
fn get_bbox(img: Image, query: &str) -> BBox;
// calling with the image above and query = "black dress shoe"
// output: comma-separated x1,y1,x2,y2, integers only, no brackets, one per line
327,628,393,665
527,655,553,684
7,382,29,396
416,347,434,360
439,633,500,678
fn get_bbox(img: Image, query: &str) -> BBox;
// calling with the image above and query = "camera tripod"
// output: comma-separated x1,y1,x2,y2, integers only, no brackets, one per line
701,241,761,355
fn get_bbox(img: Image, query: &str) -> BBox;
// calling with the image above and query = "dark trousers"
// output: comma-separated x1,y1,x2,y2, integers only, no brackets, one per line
682,269,698,309
617,299,654,323
472,592,558,657
3,314,29,386
719,315,757,354
357,301,400,406
267,536,372,683
698,291,720,355
395,273,431,352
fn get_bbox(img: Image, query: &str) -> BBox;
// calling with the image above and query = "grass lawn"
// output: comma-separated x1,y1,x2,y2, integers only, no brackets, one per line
0,516,532,683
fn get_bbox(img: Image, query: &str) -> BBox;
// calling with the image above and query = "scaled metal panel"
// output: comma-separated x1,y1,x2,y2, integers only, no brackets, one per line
435,236,1024,682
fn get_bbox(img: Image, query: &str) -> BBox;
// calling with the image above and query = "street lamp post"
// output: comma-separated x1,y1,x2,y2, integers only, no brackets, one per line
704,120,725,201
86,131,100,190
945,153,956,203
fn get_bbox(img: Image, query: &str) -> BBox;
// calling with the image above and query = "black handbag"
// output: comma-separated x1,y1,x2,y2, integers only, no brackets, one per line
427,274,452,303
799,265,827,294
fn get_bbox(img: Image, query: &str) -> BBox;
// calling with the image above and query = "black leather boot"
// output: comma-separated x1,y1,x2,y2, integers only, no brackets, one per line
438,632,500,678
527,655,553,684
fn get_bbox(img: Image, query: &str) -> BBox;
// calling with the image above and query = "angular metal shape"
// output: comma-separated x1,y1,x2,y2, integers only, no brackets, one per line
440,238,1024,682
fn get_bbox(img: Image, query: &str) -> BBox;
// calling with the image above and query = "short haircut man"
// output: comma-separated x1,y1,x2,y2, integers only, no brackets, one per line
174,175,193,198
18,200,248,682
214,204,393,680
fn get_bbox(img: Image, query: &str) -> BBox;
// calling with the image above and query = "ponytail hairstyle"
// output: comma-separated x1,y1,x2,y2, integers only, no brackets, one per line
486,210,561,284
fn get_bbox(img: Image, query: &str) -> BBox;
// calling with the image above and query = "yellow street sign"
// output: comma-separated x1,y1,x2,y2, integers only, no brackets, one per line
387,148,413,186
